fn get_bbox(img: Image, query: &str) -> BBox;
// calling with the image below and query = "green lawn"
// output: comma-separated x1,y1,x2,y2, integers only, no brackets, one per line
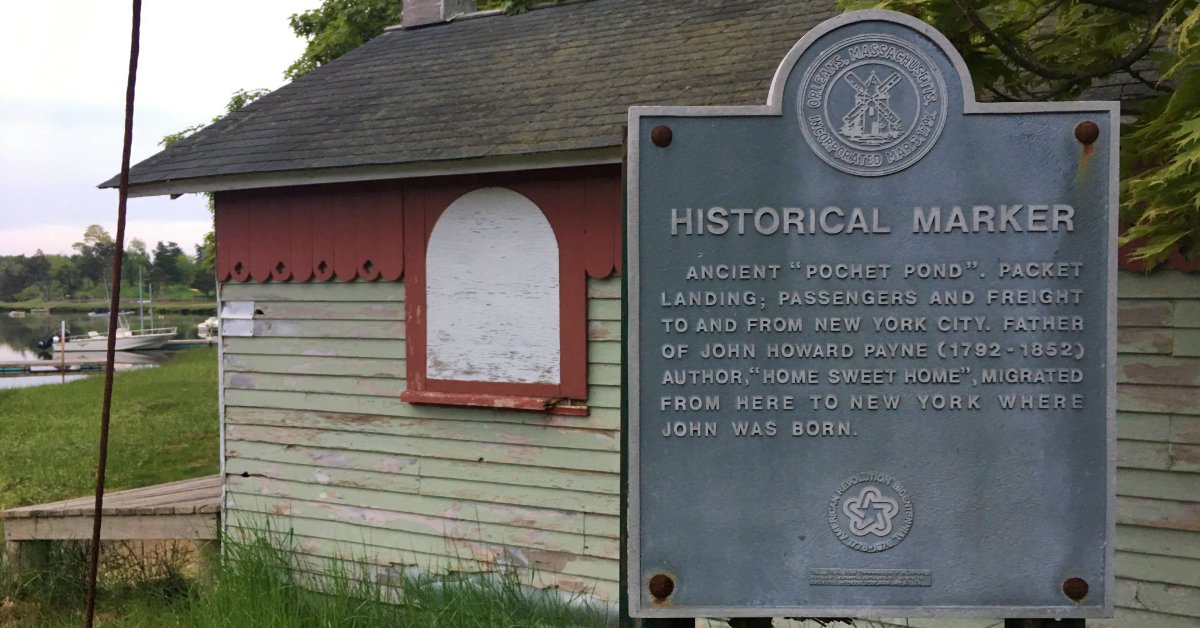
0,348,219,510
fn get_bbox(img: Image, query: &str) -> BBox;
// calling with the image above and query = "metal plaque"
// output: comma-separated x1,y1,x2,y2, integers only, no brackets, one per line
627,10,1115,619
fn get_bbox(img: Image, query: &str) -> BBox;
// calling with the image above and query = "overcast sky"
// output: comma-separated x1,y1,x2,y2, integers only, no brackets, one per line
0,0,317,257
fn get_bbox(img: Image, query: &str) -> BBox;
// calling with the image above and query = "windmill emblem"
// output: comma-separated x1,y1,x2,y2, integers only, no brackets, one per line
839,70,904,146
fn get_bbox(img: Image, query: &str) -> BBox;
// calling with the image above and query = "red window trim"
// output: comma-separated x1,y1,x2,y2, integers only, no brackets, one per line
401,172,612,413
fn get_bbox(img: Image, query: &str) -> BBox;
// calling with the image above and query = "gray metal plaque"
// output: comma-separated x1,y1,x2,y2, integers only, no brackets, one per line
627,10,1116,619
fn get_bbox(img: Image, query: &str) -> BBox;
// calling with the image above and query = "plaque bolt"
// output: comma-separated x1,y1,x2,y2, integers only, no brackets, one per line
1074,121,1099,146
648,573,675,601
651,125,673,148
1062,577,1089,602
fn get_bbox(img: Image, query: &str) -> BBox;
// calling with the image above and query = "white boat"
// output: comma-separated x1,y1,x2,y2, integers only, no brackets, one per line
197,316,219,338
48,326,177,352
7,311,26,319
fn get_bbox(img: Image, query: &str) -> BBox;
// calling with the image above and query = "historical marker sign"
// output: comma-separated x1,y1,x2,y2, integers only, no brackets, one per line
627,10,1115,619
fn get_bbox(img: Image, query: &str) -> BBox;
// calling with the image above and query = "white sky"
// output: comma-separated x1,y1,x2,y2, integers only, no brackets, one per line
0,0,317,257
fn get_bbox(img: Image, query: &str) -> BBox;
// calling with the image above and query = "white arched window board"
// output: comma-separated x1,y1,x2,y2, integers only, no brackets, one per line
425,187,561,385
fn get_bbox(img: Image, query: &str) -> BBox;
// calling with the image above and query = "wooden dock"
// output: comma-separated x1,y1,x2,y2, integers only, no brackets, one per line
0,476,221,546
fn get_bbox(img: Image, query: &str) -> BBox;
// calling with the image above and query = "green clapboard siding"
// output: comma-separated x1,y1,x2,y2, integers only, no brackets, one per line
1111,270,1200,623
222,271,1200,618
222,277,623,600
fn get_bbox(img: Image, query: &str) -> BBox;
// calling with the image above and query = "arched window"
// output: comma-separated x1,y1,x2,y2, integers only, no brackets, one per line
401,183,590,414
425,188,561,385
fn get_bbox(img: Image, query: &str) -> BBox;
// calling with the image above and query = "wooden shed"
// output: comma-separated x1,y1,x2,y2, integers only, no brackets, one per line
107,0,1200,624
107,0,840,605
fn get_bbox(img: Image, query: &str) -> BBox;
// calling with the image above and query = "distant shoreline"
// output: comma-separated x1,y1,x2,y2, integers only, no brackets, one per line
0,300,216,315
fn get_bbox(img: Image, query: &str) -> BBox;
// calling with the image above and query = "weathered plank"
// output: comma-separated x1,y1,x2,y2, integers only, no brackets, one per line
227,475,618,537
225,424,618,474
587,363,621,387
1117,271,1200,299
1117,579,1200,618
1176,301,1200,329
1118,412,1173,443
1117,440,1173,471
1118,496,1200,533
224,354,404,378
419,477,619,516
248,319,406,340
226,494,617,559
1117,328,1175,355
232,469,620,524
221,281,405,302
227,458,422,494
1176,416,1200,445
224,337,405,360
226,372,406,399
587,299,621,321
1116,550,1200,588
1117,301,1175,328
1117,524,1200,561
226,406,619,452
590,342,621,365
1118,468,1200,502
251,301,405,321
1118,355,1200,387
587,278,621,300
1178,329,1200,358
1172,443,1200,473
225,389,620,430
1118,383,1200,416
587,320,620,342
227,440,619,497
227,441,419,476
4,513,216,541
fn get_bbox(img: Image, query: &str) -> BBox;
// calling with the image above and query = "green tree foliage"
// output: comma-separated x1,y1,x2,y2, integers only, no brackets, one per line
72,224,116,285
0,228,201,303
843,0,1200,267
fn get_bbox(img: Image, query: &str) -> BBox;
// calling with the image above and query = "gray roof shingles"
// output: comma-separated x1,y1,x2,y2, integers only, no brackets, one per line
115,0,836,189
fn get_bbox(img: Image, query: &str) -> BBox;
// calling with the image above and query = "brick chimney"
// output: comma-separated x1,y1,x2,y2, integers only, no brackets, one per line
402,0,476,28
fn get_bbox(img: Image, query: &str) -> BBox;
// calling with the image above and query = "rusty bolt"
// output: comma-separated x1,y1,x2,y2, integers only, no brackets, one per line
648,573,675,600
651,125,673,148
1062,577,1089,602
1074,121,1100,146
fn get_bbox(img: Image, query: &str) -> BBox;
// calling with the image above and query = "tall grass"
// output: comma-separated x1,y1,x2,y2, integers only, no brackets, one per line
0,529,612,627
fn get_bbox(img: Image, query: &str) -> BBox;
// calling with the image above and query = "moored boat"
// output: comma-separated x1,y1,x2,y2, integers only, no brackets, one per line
38,326,177,352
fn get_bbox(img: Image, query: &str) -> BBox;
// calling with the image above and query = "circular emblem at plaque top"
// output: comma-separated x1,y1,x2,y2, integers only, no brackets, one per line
828,472,914,553
798,33,948,177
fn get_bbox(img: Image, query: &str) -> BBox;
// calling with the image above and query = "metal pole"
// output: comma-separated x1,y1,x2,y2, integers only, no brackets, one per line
60,321,66,383
84,0,140,625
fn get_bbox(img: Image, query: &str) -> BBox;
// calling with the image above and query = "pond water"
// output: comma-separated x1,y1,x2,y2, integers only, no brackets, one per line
0,311,214,389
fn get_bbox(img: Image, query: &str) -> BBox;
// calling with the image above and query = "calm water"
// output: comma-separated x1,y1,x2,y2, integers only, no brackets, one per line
0,311,214,389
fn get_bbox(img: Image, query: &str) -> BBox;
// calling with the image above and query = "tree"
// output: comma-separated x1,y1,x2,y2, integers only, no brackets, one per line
844,0,1199,267
150,241,190,287
72,224,116,285
123,238,151,286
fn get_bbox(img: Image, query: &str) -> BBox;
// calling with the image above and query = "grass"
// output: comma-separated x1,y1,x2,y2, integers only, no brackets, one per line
0,528,611,627
0,347,219,510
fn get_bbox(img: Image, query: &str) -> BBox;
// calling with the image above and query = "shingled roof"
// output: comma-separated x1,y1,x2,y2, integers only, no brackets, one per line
113,0,836,196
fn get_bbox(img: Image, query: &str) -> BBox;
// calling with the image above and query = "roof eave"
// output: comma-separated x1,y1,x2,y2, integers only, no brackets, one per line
106,147,624,198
